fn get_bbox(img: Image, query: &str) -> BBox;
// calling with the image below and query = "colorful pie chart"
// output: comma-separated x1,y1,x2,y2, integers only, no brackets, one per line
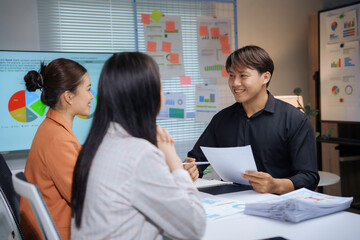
8,90,46,123
331,21,338,31
332,85,339,95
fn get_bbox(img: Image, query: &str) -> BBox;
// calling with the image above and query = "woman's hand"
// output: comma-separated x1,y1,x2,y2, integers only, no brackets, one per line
156,125,182,172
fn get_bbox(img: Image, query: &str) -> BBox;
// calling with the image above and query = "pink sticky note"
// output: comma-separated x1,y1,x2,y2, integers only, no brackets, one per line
180,76,191,85
221,67,229,77
147,41,157,52
166,21,176,32
222,43,231,54
141,13,150,25
162,41,172,53
211,27,220,38
199,25,209,36
169,53,179,64
220,34,229,45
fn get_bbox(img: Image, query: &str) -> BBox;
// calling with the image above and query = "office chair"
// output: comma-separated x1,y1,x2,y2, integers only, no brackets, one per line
12,172,61,240
0,153,24,240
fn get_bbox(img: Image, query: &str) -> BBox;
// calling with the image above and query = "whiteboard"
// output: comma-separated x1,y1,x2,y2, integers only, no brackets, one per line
319,3,360,122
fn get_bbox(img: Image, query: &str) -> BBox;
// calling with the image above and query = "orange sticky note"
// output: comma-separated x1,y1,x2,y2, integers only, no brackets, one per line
220,34,229,45
147,41,157,52
211,27,220,38
162,41,172,53
221,67,229,77
180,76,191,85
200,25,209,36
141,13,150,25
166,21,176,32
169,53,179,64
222,43,231,54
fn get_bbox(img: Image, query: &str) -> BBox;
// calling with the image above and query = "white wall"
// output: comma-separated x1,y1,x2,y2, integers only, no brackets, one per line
0,0,39,50
237,0,323,104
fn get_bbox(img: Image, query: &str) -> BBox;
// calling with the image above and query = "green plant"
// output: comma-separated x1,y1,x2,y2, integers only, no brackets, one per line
293,87,332,138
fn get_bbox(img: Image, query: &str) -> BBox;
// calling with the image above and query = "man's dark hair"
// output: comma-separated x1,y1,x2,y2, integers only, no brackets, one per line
225,45,274,87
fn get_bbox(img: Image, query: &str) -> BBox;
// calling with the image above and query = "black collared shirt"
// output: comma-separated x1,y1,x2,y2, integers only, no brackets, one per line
188,92,319,190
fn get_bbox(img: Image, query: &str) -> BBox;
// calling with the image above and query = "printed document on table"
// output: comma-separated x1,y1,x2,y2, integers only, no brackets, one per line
200,145,257,185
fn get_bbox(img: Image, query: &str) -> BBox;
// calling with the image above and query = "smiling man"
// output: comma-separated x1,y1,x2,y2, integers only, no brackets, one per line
188,45,319,194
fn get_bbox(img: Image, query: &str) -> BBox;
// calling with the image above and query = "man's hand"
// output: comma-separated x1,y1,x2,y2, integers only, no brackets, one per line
183,157,199,182
242,171,294,194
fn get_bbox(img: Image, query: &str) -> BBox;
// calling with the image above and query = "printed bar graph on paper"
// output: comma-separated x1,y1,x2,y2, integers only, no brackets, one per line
199,96,205,102
331,58,341,68
204,99,210,102
166,99,175,105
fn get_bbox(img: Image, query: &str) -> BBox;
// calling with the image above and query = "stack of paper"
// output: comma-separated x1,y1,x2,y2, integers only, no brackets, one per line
244,188,353,223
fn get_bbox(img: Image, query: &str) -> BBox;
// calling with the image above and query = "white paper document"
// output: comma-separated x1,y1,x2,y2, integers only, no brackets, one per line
200,145,257,185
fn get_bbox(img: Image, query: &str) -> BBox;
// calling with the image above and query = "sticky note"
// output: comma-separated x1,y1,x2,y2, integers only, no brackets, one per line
147,41,157,52
169,53,179,64
199,25,209,36
211,27,220,38
161,41,172,52
166,21,176,32
141,13,150,25
220,34,229,45
151,9,163,22
180,76,191,85
221,67,229,77
222,43,231,54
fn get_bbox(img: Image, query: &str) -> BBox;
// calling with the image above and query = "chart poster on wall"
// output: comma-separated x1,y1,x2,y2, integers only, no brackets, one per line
322,41,360,121
326,9,357,42
0,51,111,151
158,92,186,120
197,16,231,78
195,84,218,122
143,12,184,78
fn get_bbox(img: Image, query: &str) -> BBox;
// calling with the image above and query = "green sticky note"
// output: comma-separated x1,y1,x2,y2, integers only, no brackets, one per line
151,9,163,22
339,14,344,19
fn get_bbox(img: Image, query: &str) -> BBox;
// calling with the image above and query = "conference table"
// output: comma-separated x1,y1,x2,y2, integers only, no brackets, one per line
198,184,360,240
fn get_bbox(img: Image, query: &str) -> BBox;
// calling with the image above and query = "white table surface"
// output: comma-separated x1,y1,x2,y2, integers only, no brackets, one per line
201,190,360,240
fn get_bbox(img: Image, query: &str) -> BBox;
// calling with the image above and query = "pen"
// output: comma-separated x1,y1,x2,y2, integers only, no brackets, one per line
182,161,210,165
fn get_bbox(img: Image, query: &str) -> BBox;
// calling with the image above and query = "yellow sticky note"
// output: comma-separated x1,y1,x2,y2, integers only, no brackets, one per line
151,9,163,22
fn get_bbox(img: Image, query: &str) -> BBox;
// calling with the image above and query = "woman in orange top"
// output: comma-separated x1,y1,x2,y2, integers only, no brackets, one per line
20,58,94,240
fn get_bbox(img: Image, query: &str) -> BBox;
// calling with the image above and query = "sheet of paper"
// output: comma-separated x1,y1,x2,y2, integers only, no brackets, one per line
195,84,218,122
200,145,257,185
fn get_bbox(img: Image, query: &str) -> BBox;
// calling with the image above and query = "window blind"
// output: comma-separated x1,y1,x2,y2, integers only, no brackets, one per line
37,0,236,160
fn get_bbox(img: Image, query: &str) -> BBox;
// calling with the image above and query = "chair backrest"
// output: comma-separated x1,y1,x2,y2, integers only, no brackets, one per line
274,95,304,112
0,153,23,240
0,188,24,240
12,172,61,240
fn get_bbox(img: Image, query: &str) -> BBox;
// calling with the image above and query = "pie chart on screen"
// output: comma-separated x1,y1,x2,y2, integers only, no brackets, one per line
8,90,46,123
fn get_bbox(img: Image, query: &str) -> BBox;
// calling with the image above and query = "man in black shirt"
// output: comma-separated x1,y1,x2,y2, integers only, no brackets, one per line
188,45,319,194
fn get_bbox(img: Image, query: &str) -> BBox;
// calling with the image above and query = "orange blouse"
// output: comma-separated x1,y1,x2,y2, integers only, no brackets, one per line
20,108,81,240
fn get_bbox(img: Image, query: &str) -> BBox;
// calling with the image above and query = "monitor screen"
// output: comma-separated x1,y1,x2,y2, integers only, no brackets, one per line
0,50,112,152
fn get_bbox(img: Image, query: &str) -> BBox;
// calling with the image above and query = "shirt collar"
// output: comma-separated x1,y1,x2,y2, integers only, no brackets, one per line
233,91,275,115
46,108,74,135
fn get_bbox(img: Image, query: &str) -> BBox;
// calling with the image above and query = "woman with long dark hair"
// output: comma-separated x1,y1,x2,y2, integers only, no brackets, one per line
71,52,206,239
21,58,94,240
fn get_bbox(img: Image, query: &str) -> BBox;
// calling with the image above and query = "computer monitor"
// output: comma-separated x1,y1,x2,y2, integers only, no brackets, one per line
0,50,112,152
